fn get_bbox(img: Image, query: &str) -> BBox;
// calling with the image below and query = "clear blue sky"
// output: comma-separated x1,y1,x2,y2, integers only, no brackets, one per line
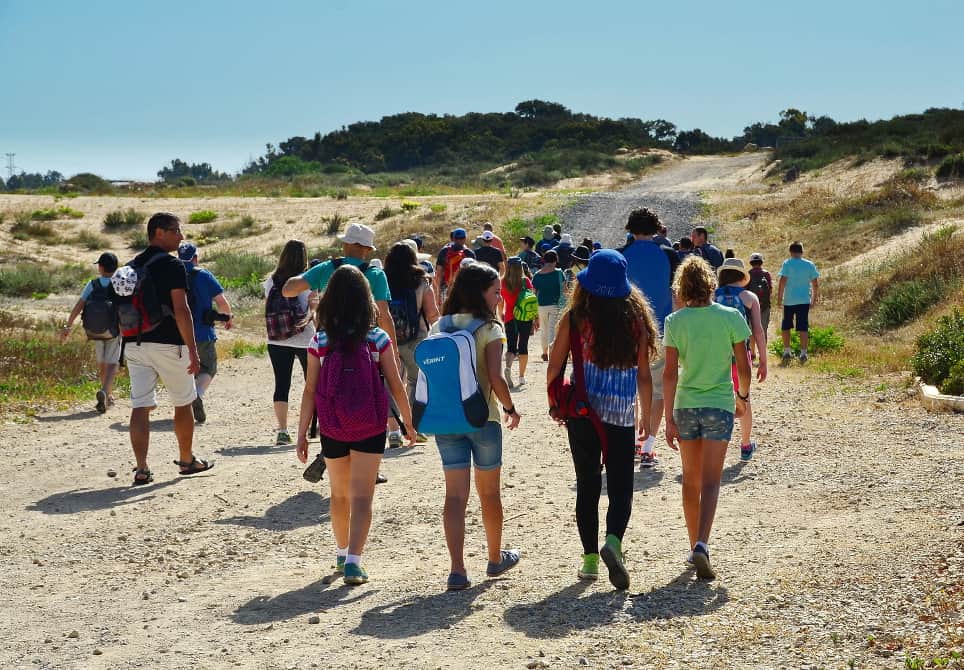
2,0,962,181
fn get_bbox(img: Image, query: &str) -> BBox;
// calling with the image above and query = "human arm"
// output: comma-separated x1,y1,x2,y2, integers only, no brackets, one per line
213,293,233,330
380,346,416,446
743,292,767,382
485,338,520,429
662,346,680,451
282,275,310,298
810,278,819,308
375,300,399,359
733,340,751,418
296,353,321,463
636,329,653,441
170,288,200,375
421,283,441,326
60,297,86,341
776,276,787,307
546,312,570,424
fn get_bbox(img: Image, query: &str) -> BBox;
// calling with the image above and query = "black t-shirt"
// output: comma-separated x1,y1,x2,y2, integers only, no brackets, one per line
123,246,189,345
474,245,503,271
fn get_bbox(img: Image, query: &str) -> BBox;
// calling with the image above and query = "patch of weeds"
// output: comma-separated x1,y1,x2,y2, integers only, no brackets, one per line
331,190,349,200
911,308,964,395
374,205,401,221
71,229,111,250
0,263,90,298
623,154,663,173
10,214,60,243
103,208,146,230
868,277,950,331
428,203,447,214
205,250,273,298
401,200,420,212
229,340,268,358
936,153,964,180
199,214,266,243
897,167,931,183
877,207,924,236
323,212,345,236
769,326,844,358
30,206,84,221
126,229,148,249
188,209,218,224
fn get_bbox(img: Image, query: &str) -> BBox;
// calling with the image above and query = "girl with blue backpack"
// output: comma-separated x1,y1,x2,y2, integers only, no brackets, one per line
546,250,657,590
295,265,414,586
421,262,522,590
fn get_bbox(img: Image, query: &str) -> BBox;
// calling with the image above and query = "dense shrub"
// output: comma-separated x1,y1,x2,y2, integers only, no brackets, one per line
65,173,112,194
188,210,218,224
768,326,844,357
911,309,964,395
869,278,949,331
936,153,964,180
31,206,83,221
103,208,146,230
205,251,273,298
0,263,90,297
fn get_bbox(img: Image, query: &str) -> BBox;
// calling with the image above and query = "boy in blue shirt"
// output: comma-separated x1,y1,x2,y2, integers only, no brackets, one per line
776,241,820,365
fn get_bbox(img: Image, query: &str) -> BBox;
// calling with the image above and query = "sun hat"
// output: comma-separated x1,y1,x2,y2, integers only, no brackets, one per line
717,258,750,283
177,242,198,262
481,230,495,241
95,252,118,272
337,222,376,249
110,265,138,297
571,245,592,264
749,252,764,263
451,227,467,239
576,249,631,298
369,258,383,269
399,238,431,261
542,225,554,240
559,233,573,246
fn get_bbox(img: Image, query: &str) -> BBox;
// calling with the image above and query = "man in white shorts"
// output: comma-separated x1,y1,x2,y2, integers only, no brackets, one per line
117,213,213,486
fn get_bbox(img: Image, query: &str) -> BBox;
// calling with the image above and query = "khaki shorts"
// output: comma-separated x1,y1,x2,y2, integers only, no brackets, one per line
649,350,665,401
94,337,122,365
197,340,218,377
125,342,198,409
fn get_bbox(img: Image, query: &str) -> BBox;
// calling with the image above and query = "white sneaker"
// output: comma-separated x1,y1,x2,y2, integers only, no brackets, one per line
516,377,527,387
504,366,514,388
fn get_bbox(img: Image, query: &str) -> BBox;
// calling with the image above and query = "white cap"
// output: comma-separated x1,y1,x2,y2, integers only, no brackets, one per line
368,258,383,269
337,222,376,249
481,230,495,241
749,252,763,263
560,233,573,245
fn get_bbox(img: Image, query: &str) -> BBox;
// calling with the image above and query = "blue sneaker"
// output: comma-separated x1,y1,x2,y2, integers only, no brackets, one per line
446,572,472,591
740,442,756,461
486,549,521,577
343,562,369,585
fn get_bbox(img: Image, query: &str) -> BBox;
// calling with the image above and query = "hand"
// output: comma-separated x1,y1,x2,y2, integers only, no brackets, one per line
636,418,651,443
735,396,747,419
224,316,234,330
59,326,70,343
308,290,320,309
664,418,680,451
296,435,309,464
187,352,201,376
548,406,566,426
504,409,521,430
756,360,768,383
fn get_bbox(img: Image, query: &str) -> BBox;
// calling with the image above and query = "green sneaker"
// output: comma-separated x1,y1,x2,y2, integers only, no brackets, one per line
600,534,630,590
275,430,292,446
343,562,369,585
577,553,599,580
333,555,346,574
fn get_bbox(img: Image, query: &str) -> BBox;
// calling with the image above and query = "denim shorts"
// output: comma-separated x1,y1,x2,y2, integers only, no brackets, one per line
434,420,503,471
673,407,735,442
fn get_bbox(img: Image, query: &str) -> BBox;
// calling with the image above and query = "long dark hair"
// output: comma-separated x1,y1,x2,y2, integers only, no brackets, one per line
443,262,499,323
384,242,426,292
316,265,378,350
271,239,308,286
566,283,658,368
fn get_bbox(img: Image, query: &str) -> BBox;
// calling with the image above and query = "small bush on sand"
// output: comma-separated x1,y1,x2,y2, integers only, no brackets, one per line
31,206,83,221
374,206,400,221
323,213,346,236
103,208,146,230
205,251,273,298
869,278,950,331
71,230,111,250
936,153,964,180
188,210,218,224
126,229,148,249
10,212,60,243
768,326,844,357
911,309,964,395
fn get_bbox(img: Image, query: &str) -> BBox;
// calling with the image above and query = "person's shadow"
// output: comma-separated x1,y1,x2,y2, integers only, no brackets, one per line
35,409,102,422
352,581,495,638
108,419,175,432
212,491,329,531
232,580,376,625
672,461,751,488
567,469,666,494
215,443,294,458
504,571,728,639
26,478,182,514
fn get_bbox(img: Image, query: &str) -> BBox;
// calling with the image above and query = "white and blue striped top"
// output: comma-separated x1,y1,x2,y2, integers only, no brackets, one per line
577,329,638,427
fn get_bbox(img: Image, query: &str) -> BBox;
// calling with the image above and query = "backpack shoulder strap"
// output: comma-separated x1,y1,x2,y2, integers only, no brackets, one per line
463,318,485,335
357,262,370,274
438,315,456,333
332,257,344,268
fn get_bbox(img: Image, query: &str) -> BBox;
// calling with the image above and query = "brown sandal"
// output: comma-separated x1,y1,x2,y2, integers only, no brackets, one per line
173,456,214,476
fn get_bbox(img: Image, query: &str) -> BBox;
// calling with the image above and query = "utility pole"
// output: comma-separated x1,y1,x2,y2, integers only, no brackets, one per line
4,153,16,180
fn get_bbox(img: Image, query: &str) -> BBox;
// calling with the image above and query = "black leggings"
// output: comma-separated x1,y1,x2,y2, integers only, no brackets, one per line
566,418,636,555
267,344,308,402
505,319,533,356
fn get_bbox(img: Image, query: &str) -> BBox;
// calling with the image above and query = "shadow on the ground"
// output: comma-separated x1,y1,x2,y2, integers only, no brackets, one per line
35,408,102,422
231,581,376,625
671,460,751,487
504,571,728,638
213,491,329,530
566,469,666,494
352,581,495,638
108,419,175,432
26,478,182,514
215,443,293,457
381,446,423,461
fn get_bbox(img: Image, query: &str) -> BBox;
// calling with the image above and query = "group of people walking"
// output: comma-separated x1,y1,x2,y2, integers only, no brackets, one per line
63,207,821,591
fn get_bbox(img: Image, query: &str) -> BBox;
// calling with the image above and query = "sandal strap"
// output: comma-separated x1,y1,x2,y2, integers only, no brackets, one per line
173,457,200,467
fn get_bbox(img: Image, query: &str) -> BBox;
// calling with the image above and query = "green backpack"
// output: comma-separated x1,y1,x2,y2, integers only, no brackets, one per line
513,287,539,322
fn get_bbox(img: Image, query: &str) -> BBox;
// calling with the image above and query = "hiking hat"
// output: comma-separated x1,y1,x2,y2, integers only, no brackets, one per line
542,225,554,240
560,233,573,246
399,238,431,261
95,252,118,272
592,242,602,250
338,222,376,249
481,230,495,241
749,252,764,264
369,258,383,269
577,249,631,298
717,258,750,283
571,245,592,264
177,242,198,262
451,227,467,240
519,235,535,246
110,265,138,297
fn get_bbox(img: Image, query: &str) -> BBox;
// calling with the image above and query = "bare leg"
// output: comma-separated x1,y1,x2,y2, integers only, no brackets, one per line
696,439,728,544
740,400,753,445
325,455,351,550
442,468,471,575
781,329,791,349
273,401,288,430
518,354,528,379
799,331,810,351
474,467,504,564
129,406,152,471
173,404,195,465
678,439,702,548
346,451,382,556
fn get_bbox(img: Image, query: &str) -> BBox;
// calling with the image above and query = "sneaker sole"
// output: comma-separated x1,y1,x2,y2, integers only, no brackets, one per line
577,570,599,581
600,544,630,590
95,390,107,414
343,575,368,585
692,551,716,580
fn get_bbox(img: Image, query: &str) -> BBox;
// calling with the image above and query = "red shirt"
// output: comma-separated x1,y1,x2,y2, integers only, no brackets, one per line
501,277,533,323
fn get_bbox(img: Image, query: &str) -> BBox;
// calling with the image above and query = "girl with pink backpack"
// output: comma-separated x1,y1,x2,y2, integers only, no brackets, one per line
295,265,414,585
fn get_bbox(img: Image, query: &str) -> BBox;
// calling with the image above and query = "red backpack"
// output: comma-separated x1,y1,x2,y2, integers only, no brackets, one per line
442,245,468,286
315,338,388,442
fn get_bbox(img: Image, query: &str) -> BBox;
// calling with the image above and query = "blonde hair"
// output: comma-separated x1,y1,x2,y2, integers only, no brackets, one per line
673,256,717,306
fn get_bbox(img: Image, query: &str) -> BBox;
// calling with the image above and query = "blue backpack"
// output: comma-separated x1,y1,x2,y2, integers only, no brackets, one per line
714,285,751,347
413,316,490,435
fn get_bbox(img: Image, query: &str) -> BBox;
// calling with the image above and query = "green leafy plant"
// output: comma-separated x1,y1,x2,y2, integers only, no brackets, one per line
429,203,447,214
401,200,420,212
869,278,949,331
374,205,400,221
103,208,146,230
911,309,964,395
206,251,273,298
936,153,964,180
769,326,844,357
30,206,83,221
188,210,218,224
126,229,148,249
229,340,268,358
198,215,265,243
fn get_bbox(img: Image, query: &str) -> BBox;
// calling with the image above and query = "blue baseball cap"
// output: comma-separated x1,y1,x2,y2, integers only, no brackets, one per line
592,242,602,250
576,249,631,298
451,227,467,239
177,242,198,261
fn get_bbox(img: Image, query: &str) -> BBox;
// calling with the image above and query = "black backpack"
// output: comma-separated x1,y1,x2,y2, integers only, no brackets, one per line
388,285,423,345
746,270,771,309
81,280,119,340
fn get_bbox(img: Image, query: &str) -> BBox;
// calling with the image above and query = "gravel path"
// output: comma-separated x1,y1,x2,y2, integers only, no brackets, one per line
560,154,768,246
